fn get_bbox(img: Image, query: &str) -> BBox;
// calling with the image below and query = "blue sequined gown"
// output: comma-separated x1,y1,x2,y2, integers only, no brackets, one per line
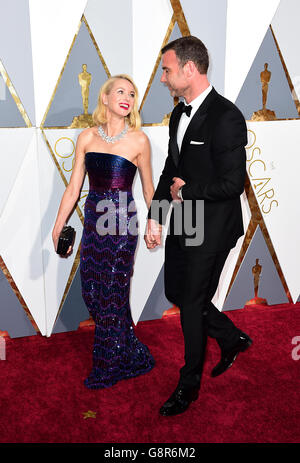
80,152,154,389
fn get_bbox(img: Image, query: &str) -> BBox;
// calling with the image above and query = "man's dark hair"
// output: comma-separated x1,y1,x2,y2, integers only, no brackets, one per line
161,36,209,74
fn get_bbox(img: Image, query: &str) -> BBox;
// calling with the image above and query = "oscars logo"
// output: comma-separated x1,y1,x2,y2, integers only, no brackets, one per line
251,63,277,121
70,64,94,128
245,259,268,306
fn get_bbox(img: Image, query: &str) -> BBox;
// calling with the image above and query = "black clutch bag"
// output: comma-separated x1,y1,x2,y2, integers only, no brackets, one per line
56,225,75,256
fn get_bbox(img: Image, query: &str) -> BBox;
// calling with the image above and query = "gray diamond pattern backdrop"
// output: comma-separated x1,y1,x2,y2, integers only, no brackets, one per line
0,0,299,338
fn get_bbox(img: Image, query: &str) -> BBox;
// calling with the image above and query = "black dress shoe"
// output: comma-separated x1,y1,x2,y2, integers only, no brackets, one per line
211,332,252,377
159,386,199,416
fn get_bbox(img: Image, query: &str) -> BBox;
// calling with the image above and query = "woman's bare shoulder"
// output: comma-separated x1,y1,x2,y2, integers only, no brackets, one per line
78,126,97,142
129,128,149,146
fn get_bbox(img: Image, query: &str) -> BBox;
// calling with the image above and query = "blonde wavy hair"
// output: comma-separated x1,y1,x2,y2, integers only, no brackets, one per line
92,74,141,130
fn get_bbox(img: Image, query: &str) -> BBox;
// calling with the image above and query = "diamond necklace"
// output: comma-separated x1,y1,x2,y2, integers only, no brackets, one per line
97,123,128,144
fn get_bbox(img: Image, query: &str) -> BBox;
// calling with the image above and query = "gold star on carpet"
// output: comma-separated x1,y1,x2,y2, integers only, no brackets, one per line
82,410,97,419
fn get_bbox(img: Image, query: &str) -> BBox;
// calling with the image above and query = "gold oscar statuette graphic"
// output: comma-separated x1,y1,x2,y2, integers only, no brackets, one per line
251,63,276,121
70,64,94,128
245,259,268,306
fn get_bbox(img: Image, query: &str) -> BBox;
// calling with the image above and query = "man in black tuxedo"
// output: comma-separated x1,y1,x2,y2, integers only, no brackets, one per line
145,36,252,416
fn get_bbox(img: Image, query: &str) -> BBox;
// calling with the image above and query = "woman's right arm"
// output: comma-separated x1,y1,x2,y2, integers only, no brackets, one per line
52,130,87,253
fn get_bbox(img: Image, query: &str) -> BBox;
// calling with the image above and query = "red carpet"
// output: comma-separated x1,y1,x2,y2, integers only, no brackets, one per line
1,303,300,443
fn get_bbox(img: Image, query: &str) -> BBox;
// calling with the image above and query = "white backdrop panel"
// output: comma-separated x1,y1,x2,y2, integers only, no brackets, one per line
37,130,83,336
272,0,300,101
29,0,87,126
212,191,252,309
246,120,300,302
132,0,172,101
2,0,300,338
0,129,46,334
84,0,133,77
0,128,35,217
225,0,280,103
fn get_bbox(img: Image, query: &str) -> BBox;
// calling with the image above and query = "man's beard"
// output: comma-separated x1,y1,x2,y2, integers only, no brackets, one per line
167,84,188,98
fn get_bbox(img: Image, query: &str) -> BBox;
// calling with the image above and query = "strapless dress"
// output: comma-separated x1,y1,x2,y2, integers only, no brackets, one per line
80,152,154,389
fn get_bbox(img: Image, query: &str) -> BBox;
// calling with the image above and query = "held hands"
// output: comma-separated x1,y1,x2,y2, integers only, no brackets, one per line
144,177,185,250
144,219,162,249
170,177,185,201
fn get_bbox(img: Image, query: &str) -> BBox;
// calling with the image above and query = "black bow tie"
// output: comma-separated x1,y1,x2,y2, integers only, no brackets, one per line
179,102,192,117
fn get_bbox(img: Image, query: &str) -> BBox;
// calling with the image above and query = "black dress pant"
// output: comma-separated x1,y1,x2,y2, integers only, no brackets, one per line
165,234,241,389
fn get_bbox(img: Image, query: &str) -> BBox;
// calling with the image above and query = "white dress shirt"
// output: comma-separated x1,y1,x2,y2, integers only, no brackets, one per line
177,85,212,200
177,85,212,152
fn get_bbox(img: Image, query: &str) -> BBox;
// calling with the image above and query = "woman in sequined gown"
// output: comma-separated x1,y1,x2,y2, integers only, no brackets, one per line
53,75,155,389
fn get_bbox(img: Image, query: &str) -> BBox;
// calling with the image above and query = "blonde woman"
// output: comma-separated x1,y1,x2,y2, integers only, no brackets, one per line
52,75,155,389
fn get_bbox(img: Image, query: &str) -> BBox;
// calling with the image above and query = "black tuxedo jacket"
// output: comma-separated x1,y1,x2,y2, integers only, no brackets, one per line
148,87,248,253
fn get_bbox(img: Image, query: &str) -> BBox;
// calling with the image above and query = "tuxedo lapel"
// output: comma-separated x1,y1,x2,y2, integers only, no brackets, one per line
169,103,183,167
168,89,218,166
